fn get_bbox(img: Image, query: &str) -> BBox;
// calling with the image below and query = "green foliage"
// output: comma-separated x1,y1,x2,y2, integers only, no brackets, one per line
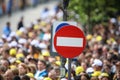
68,0,120,25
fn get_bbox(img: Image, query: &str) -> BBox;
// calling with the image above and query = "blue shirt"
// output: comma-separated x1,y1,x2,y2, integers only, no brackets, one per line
35,69,48,80
3,26,11,37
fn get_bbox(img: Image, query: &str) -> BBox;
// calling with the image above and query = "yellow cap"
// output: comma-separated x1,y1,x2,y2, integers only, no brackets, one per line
44,77,52,80
38,55,44,60
16,60,22,64
110,38,115,42
10,65,17,69
100,73,109,77
75,66,84,75
16,30,22,36
34,25,39,30
9,48,16,56
26,72,34,78
42,51,50,57
91,71,101,77
16,53,24,59
106,38,115,44
86,34,93,40
96,36,102,42
55,61,61,66
40,21,46,27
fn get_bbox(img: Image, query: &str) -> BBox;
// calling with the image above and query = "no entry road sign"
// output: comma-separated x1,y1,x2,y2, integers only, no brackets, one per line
54,25,86,58
51,21,77,54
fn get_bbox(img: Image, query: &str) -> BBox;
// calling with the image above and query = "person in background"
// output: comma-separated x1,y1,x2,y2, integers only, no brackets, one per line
91,59,103,77
0,59,10,70
3,22,11,37
18,63,28,78
0,65,6,75
0,3,3,16
35,60,48,80
90,76,99,80
113,61,120,80
17,16,24,30
7,0,13,16
21,75,30,80
1,49,10,60
11,68,21,80
20,0,26,10
1,0,6,14
3,69,14,80
47,69,57,80
99,73,109,80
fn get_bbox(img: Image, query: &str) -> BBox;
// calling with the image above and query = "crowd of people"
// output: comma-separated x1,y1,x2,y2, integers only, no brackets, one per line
0,0,49,16
0,1,120,80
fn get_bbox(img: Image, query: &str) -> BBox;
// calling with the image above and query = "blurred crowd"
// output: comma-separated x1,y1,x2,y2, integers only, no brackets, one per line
0,0,49,16
1,1,120,80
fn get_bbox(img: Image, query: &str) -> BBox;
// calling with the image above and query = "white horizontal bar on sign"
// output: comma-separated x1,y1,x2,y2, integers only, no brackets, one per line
57,37,83,47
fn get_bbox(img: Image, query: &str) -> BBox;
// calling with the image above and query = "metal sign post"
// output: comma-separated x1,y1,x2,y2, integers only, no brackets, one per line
63,0,71,80
68,58,71,80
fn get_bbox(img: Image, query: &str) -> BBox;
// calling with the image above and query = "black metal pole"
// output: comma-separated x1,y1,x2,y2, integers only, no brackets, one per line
63,0,69,21
61,0,71,80
63,7,67,21
68,58,71,80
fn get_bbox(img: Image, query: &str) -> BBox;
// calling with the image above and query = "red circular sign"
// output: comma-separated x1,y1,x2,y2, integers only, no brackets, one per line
54,25,86,58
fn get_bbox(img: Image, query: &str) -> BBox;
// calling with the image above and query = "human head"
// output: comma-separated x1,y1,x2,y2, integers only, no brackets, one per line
115,61,120,71
75,66,84,76
80,75,89,80
48,69,57,80
102,65,111,73
90,76,99,80
92,59,103,71
81,61,87,71
30,77,36,80
18,63,27,76
54,67,60,77
27,64,36,74
99,73,109,80
21,75,30,80
0,65,6,75
2,49,9,59
4,69,14,80
11,68,19,76
9,48,17,57
6,22,10,27
13,76,21,80
37,60,46,71
42,50,50,61
0,59,10,69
